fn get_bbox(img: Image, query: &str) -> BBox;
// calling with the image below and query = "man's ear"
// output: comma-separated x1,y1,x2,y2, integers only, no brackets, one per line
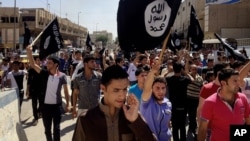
221,80,226,86
100,84,106,92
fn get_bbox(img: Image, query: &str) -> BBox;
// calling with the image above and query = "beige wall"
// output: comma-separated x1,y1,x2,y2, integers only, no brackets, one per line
206,2,250,38
173,0,250,40
0,7,88,48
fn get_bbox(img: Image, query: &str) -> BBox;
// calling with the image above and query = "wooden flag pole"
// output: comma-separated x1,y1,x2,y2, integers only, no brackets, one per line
158,28,172,63
30,17,57,47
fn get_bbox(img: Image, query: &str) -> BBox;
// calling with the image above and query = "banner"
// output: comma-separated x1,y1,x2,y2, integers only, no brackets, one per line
187,5,204,51
39,17,64,60
117,0,182,52
206,0,241,4
86,32,93,51
167,32,182,54
214,33,246,62
23,22,31,48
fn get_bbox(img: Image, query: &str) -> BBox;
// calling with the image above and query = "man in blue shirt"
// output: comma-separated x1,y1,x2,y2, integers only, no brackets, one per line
140,62,172,141
129,66,148,102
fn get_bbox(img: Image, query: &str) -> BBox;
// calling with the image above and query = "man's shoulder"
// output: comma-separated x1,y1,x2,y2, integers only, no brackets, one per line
129,84,138,90
93,71,102,79
204,93,218,102
81,106,103,119
203,82,215,89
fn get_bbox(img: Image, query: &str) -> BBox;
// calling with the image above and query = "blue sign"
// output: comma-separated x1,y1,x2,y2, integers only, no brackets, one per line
206,0,241,4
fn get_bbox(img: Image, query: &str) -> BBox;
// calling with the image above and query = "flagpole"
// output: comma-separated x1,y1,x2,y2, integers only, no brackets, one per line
30,17,57,47
158,28,172,63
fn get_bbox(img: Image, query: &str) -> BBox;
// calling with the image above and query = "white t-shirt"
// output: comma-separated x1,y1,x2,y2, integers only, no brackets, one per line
127,63,137,82
241,77,250,104
7,70,27,89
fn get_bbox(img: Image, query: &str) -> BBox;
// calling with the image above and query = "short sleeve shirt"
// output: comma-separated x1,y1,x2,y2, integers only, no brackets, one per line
201,93,250,141
200,82,220,99
140,96,172,141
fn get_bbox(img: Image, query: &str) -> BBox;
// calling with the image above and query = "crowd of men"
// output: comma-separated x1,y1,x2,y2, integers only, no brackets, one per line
0,43,250,141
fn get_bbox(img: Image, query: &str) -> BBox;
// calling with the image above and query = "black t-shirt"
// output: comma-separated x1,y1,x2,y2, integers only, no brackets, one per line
166,75,191,109
27,67,44,93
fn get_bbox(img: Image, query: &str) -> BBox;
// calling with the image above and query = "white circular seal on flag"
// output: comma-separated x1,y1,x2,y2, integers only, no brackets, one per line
175,39,181,46
145,0,171,37
44,36,51,50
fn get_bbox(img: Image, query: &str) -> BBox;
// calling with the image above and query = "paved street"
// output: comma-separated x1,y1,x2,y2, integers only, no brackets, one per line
21,76,76,141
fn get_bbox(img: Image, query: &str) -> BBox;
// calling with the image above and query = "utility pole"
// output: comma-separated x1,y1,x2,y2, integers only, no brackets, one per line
60,0,61,17
13,0,16,50
78,12,81,48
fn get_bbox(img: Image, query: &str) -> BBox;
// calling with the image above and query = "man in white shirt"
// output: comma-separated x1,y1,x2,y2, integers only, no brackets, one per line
7,61,27,107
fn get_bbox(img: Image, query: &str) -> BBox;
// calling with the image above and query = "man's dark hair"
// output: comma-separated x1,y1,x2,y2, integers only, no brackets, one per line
152,77,166,87
75,50,81,54
115,57,123,64
232,61,244,70
82,51,89,58
213,63,229,78
173,62,183,73
218,68,239,84
84,54,95,63
12,61,20,65
135,67,146,76
138,54,147,62
208,59,214,62
205,71,214,81
47,56,60,65
130,55,136,61
101,65,128,86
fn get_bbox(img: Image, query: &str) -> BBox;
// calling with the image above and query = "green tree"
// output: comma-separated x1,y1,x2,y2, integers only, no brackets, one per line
96,35,108,46
114,37,119,45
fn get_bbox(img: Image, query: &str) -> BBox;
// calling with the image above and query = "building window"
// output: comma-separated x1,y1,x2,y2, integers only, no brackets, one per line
22,16,35,21
1,17,9,23
10,17,18,23
183,7,185,11
189,2,191,6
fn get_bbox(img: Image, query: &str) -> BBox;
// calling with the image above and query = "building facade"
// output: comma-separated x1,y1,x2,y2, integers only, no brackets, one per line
0,7,88,50
173,0,250,41
90,30,113,48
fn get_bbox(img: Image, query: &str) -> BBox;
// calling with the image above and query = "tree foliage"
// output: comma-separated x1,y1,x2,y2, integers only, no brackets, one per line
96,35,108,46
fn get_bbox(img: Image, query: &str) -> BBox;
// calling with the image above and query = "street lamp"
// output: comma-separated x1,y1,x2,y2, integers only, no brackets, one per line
78,12,81,27
13,0,16,50
78,12,81,47
60,0,61,17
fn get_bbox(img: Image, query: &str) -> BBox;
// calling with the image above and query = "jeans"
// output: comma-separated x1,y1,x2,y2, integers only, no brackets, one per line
31,92,40,120
19,90,24,107
41,104,62,141
187,97,199,134
171,108,187,141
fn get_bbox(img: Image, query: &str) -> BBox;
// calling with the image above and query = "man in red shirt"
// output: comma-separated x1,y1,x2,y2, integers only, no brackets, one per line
197,63,229,121
198,68,250,141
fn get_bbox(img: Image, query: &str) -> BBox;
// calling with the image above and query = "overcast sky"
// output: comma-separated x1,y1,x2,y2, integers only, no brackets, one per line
1,0,119,38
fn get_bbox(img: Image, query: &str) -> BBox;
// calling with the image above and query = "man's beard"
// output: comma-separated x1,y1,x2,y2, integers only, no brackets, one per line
152,93,164,101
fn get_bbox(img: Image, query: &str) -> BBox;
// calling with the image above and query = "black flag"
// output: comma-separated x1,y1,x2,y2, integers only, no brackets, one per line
187,5,204,51
214,33,246,62
167,32,181,54
39,17,64,60
117,0,182,52
23,22,31,48
86,32,93,51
